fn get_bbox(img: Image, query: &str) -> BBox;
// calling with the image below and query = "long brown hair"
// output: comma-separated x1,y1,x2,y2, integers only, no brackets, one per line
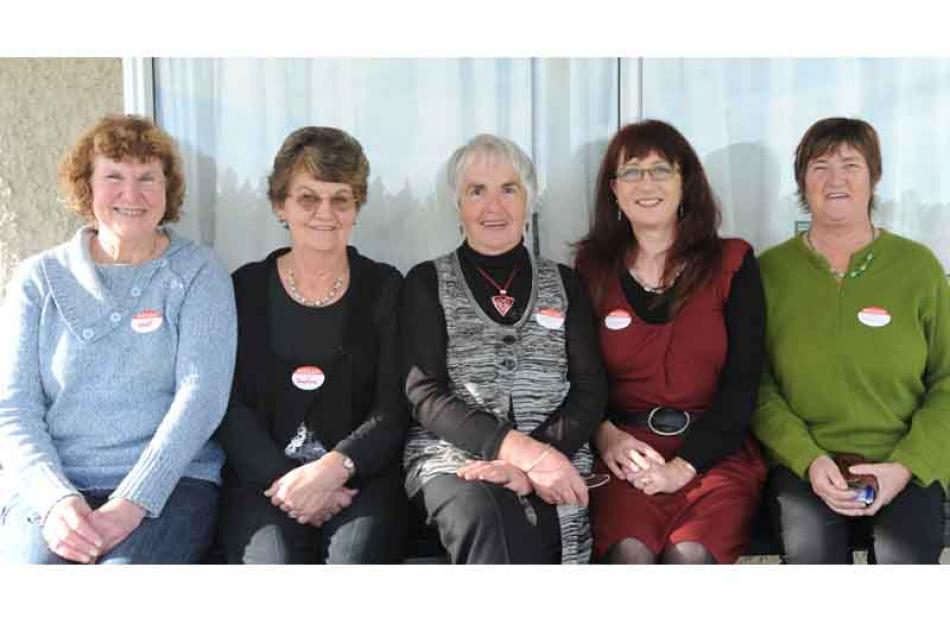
574,120,722,313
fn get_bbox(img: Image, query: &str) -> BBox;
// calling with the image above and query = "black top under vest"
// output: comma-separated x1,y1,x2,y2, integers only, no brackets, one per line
401,240,607,460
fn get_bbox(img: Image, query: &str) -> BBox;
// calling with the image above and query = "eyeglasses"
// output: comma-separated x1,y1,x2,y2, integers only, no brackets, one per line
289,191,356,213
615,164,678,183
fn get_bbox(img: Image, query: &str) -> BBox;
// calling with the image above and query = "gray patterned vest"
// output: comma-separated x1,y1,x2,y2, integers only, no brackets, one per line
403,250,593,564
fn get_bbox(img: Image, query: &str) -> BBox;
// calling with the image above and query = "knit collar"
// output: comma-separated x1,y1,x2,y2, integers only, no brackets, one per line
41,225,187,341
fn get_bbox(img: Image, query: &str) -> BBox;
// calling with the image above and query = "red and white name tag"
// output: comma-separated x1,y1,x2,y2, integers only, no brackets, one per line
292,365,325,391
535,308,565,330
857,306,891,328
131,310,163,334
604,309,632,331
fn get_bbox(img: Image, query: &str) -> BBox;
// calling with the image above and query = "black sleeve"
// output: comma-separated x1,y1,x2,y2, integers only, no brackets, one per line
400,262,513,458
335,269,410,477
216,396,297,488
529,265,608,458
677,249,766,473
215,269,297,489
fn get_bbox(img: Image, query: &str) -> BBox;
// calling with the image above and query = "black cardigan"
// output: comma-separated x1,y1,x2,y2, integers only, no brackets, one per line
216,246,407,489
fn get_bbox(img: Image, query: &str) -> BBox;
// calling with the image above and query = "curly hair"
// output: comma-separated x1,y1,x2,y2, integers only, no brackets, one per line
58,114,185,224
268,126,370,209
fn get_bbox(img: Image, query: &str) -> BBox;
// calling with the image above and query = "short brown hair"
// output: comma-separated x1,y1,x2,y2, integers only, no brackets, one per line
794,117,882,212
267,127,370,208
59,114,185,224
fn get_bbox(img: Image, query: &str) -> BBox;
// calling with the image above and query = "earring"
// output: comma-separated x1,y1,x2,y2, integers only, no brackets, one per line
616,208,622,222
678,203,685,219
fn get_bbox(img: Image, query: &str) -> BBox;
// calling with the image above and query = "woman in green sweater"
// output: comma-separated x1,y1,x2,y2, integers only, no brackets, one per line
753,117,950,564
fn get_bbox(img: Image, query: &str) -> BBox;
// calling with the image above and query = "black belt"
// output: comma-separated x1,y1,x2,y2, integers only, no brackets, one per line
608,407,701,436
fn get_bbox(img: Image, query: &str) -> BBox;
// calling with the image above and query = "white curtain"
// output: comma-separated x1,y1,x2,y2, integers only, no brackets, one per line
154,58,950,274
633,58,950,270
153,58,617,272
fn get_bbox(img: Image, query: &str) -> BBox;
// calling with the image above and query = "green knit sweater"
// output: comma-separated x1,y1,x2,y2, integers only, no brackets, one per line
752,230,950,489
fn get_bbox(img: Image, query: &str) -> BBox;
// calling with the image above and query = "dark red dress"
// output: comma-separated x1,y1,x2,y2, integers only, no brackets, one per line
586,238,766,563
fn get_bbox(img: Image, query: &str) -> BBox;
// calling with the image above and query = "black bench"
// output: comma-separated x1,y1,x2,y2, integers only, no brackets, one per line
402,494,950,562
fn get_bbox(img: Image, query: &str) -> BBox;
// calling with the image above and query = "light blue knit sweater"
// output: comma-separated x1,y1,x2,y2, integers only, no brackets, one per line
0,226,236,520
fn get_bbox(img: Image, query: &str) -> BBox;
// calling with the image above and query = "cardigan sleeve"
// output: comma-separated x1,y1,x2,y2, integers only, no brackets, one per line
401,262,514,459
527,265,607,457
214,265,299,489
334,268,410,478
678,250,766,472
215,397,298,489
110,258,238,516
0,259,81,521
887,262,950,487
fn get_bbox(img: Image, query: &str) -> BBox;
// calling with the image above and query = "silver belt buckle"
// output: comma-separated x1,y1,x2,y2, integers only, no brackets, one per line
647,406,691,436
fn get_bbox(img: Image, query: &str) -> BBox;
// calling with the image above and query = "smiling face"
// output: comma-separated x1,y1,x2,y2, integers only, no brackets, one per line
90,156,167,243
276,171,358,254
611,151,682,234
804,143,873,228
458,154,527,256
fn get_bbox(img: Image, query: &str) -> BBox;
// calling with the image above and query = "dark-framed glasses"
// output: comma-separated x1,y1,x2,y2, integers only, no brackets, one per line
615,164,677,183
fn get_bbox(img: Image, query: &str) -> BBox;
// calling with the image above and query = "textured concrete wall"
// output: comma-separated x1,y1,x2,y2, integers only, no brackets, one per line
0,58,123,294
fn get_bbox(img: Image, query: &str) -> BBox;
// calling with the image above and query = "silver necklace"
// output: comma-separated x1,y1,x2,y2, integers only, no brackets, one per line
628,263,682,294
286,267,345,307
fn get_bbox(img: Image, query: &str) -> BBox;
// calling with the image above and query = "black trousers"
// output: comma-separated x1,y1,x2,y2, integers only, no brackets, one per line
217,467,407,564
416,474,561,564
767,466,945,564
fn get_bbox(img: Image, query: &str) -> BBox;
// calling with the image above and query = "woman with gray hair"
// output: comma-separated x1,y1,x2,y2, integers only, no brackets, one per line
401,134,607,563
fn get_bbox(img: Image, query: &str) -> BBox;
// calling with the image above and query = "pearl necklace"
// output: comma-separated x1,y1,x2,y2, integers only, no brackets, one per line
286,267,345,307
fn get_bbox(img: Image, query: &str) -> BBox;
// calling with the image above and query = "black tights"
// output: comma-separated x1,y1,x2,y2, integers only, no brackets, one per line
604,537,716,564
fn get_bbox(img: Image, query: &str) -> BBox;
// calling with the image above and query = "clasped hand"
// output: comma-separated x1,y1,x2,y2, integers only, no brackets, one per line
457,459,532,496
43,495,146,564
265,452,357,526
594,422,694,495
808,454,911,517
495,431,589,507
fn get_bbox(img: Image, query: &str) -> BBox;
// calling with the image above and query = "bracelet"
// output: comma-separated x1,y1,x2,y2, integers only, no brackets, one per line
525,444,553,473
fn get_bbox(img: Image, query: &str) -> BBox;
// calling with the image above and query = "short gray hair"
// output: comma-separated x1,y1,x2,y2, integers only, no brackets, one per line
446,134,537,211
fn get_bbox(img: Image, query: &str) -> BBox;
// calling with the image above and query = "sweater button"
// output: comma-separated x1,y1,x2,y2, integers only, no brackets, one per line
130,287,142,297
502,358,516,370
81,328,94,340
110,312,122,323
502,335,516,345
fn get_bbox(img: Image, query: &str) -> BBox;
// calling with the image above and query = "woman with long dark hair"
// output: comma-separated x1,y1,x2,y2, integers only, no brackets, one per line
575,119,767,564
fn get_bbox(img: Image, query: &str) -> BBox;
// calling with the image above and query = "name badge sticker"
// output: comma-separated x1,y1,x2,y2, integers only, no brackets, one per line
604,309,632,331
535,308,565,330
857,306,891,328
292,365,325,391
131,310,163,334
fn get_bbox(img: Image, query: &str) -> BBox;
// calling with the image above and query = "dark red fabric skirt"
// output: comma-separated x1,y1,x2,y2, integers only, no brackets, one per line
589,425,767,563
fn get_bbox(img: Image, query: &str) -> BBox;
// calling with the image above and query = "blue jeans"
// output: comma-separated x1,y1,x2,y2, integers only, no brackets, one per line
0,477,218,564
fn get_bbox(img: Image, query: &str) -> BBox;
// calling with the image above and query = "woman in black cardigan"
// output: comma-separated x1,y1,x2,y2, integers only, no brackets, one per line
216,127,407,563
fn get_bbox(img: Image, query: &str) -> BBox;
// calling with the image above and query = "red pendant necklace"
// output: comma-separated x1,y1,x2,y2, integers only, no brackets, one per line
475,265,518,317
